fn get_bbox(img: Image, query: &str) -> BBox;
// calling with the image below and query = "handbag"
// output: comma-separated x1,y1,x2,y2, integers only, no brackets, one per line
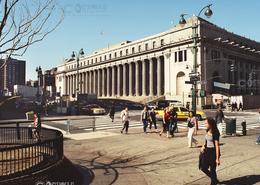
199,150,207,170
187,120,193,128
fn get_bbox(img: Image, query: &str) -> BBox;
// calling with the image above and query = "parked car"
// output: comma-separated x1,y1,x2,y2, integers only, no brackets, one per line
155,106,206,121
146,102,157,110
80,104,106,115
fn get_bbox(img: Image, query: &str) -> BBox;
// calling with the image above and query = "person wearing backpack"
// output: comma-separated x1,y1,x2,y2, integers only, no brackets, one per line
187,111,198,148
200,118,221,185
120,107,130,134
141,106,149,133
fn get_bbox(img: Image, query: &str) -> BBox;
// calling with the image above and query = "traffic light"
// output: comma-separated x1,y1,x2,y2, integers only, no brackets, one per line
200,90,206,97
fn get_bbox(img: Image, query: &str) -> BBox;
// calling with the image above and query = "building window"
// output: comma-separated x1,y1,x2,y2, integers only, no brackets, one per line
132,47,135,54
178,51,183,62
100,56,102,62
91,59,93,64
120,50,123,57
161,39,164,46
114,52,117,58
95,58,97,63
153,41,156,49
87,60,89,65
126,49,128,55
145,43,148,50
184,50,187,61
211,50,220,62
138,45,141,52
175,52,178,62
109,54,112,60
104,55,107,61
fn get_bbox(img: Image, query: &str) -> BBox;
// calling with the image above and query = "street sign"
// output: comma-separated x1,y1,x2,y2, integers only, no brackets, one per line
185,81,194,84
213,82,231,90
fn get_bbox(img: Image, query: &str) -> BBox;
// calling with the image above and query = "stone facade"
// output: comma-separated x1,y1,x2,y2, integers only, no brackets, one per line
55,17,260,105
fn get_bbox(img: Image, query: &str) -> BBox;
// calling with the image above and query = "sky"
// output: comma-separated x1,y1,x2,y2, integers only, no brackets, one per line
21,0,260,80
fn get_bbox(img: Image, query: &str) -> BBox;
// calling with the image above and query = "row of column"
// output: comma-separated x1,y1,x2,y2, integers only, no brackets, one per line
65,56,165,97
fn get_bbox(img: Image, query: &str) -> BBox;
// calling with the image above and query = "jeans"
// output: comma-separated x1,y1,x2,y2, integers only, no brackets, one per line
257,134,260,143
187,127,197,147
149,119,157,129
142,119,148,132
122,121,129,133
169,120,177,135
201,148,218,185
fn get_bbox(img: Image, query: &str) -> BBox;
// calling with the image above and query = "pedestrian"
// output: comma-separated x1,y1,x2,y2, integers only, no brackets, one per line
120,107,130,134
234,102,238,112
256,133,260,145
215,106,224,125
200,118,221,185
149,108,158,131
187,111,198,148
109,104,115,122
160,107,170,138
34,112,41,142
169,106,178,137
141,106,150,133
186,102,190,110
238,102,243,111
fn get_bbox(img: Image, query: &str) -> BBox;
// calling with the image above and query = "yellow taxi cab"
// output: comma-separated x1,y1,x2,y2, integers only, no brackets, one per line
155,106,206,121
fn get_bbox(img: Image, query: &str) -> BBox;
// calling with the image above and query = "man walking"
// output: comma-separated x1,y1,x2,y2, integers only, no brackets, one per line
120,107,130,134
149,108,157,131
215,106,224,125
109,104,115,122
141,106,149,133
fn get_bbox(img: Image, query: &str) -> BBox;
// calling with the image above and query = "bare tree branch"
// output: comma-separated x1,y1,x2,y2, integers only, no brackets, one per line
0,0,64,69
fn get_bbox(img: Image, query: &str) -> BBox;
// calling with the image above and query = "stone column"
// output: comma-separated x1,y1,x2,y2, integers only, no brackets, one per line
89,71,92,94
85,72,88,94
117,65,121,96
157,57,162,96
93,70,96,94
135,62,139,96
149,59,154,96
129,63,133,96
142,60,146,96
70,75,73,95
111,66,115,97
102,68,105,97
123,64,127,96
97,69,100,97
107,67,110,97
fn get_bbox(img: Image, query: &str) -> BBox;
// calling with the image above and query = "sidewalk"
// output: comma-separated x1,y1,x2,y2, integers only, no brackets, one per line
64,128,260,185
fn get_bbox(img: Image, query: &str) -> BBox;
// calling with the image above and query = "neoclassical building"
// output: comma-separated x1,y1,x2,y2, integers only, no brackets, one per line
55,17,260,105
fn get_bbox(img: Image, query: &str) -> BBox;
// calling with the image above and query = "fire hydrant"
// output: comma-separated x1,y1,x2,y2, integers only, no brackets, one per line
241,120,247,136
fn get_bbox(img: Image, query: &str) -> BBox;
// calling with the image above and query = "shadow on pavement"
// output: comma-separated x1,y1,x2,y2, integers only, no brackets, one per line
221,175,260,185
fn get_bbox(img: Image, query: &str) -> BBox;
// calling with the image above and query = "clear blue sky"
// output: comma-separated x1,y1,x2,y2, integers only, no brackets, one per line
22,0,260,80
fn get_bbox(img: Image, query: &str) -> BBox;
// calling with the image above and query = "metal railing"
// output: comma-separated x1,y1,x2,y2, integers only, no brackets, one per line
0,126,63,180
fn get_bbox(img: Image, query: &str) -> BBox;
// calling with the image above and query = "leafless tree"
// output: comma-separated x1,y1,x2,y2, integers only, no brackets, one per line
0,0,64,69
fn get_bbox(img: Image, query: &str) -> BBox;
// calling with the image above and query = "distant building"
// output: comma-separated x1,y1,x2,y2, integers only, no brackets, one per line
14,85,42,97
26,80,38,87
0,58,26,95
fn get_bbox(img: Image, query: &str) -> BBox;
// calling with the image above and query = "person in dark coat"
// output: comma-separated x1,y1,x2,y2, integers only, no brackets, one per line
215,107,224,124
109,105,115,122
149,108,157,131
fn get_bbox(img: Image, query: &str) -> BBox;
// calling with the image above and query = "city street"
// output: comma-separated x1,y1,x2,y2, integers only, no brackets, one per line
64,126,260,185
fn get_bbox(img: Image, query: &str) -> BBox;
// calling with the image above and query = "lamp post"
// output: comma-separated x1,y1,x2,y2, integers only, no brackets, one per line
71,48,84,114
179,4,213,114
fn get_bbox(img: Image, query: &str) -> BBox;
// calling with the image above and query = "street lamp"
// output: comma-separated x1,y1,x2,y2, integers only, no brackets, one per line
179,4,213,114
71,48,84,114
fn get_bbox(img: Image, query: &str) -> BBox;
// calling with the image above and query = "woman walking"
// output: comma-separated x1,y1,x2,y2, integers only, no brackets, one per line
109,104,115,122
187,111,198,147
120,107,130,134
160,107,170,138
200,118,221,185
